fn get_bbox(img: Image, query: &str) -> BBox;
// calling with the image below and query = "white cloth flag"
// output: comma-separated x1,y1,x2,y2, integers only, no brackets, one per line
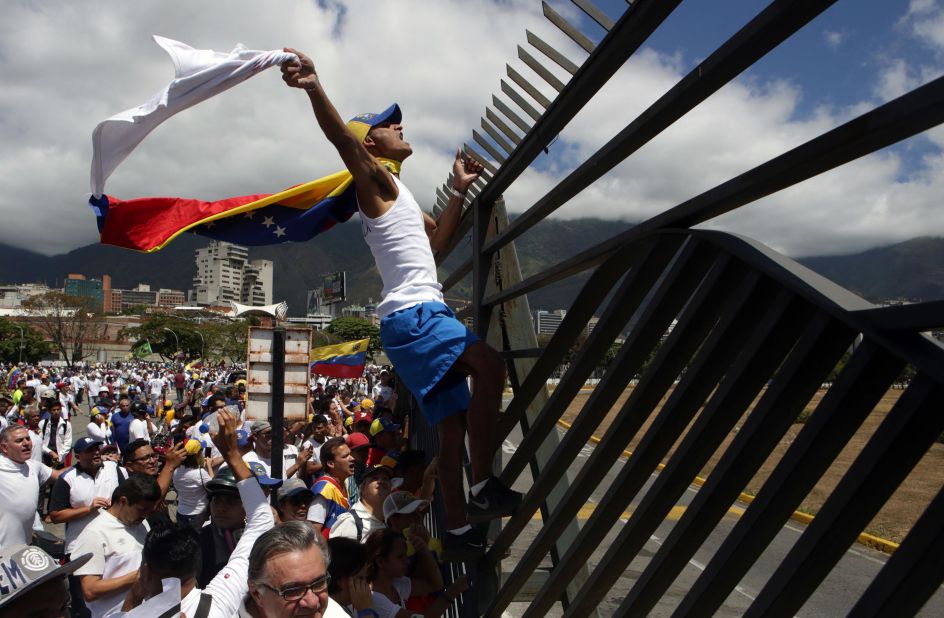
90,36,296,198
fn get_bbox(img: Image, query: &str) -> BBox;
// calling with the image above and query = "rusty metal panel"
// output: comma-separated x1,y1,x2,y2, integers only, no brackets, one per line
246,327,311,422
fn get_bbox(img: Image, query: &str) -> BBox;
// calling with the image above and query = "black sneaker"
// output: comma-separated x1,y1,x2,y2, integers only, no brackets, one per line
441,527,486,562
466,477,523,523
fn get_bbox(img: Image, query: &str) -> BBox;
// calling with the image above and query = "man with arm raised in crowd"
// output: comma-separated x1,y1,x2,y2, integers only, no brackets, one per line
281,47,521,558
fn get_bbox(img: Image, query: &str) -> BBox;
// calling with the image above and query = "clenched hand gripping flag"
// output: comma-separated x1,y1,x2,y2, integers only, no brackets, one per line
310,338,369,379
88,36,392,252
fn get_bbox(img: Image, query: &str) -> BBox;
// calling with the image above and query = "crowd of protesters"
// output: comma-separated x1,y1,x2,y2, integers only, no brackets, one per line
0,360,473,617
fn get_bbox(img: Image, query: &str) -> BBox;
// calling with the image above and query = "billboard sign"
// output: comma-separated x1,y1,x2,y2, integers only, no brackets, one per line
322,271,346,304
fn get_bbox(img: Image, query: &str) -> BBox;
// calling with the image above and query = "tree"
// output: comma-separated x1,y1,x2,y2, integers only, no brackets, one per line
22,292,106,368
120,314,257,362
326,317,381,358
0,318,51,363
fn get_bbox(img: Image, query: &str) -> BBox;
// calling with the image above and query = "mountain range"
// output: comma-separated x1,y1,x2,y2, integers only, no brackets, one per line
2,220,942,316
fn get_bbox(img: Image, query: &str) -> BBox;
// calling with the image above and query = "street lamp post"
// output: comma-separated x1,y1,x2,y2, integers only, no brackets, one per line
16,326,23,363
195,330,205,359
162,328,180,357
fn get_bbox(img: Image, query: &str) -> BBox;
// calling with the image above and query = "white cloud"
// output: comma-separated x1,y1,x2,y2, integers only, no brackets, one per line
823,30,845,50
0,0,942,266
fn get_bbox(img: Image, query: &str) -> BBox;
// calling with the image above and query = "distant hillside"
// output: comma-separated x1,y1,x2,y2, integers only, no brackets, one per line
1,224,942,315
798,236,944,302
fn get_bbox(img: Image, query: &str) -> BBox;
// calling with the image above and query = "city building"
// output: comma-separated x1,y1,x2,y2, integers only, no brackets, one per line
0,283,53,308
192,241,272,307
110,284,187,313
535,309,567,336
64,274,108,310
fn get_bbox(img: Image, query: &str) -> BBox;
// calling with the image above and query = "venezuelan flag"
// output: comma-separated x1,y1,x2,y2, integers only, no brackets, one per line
311,475,349,539
310,338,369,379
184,359,205,372
89,170,356,252
6,367,22,390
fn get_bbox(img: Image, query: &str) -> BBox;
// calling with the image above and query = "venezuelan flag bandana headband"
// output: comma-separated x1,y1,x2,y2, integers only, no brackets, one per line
87,36,404,253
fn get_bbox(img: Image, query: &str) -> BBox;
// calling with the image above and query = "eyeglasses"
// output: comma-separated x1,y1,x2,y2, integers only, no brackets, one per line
133,452,158,462
258,574,331,601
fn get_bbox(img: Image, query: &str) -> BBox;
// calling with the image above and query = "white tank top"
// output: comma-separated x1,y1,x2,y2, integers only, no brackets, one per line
359,175,444,318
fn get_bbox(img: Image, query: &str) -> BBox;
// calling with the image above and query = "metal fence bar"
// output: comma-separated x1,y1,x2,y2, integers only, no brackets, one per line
481,0,838,259
486,249,743,615
499,238,711,485
507,64,553,109
477,0,683,208
851,299,944,331
672,340,905,617
565,290,809,614
517,45,567,92
485,108,522,146
744,375,944,618
542,0,596,53
522,270,777,617
526,30,580,75
492,238,655,435
617,311,857,616
492,94,533,134
497,237,681,445
485,200,598,613
850,486,944,617
572,0,616,30
480,73,944,310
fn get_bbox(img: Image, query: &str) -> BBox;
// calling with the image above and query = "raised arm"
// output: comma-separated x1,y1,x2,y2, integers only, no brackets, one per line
426,151,484,253
281,48,397,217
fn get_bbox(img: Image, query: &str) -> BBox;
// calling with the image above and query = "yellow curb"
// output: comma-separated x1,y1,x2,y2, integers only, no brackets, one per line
556,418,900,554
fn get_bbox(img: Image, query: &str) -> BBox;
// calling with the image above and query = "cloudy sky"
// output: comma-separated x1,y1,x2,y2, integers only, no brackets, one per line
2,0,942,258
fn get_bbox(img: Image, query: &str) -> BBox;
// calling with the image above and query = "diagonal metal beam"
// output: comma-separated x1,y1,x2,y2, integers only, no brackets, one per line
480,71,944,309
518,45,566,92
477,0,684,208
482,0,841,258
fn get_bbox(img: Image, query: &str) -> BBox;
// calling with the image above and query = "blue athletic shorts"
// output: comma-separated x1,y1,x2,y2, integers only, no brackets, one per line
380,301,478,425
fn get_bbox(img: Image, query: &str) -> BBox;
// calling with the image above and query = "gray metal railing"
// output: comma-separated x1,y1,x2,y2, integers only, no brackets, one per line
412,0,944,615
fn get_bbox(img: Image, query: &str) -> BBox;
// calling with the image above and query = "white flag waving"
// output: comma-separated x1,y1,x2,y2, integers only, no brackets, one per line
90,36,296,198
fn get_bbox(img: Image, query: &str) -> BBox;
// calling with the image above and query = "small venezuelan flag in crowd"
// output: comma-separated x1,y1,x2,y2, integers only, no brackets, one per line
6,367,22,390
310,339,369,379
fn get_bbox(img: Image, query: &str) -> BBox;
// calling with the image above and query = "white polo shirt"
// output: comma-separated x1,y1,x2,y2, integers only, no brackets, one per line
73,509,148,618
0,454,51,548
48,461,124,555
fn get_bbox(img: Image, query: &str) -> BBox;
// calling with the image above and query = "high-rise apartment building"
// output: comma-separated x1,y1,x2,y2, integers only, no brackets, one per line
535,309,567,336
192,241,272,307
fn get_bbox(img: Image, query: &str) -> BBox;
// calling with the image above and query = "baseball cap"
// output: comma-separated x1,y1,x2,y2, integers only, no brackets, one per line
383,490,429,522
236,429,251,447
346,103,401,143
247,461,282,487
277,477,313,501
369,417,401,437
344,415,354,427
251,421,272,435
345,432,370,450
360,398,374,410
0,545,92,608
73,437,103,453
360,464,393,487
353,411,373,425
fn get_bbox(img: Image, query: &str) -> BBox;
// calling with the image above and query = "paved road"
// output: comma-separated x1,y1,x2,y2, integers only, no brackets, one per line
497,418,944,617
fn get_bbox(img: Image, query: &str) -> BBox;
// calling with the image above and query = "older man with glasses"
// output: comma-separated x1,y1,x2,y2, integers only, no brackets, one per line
248,521,350,617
